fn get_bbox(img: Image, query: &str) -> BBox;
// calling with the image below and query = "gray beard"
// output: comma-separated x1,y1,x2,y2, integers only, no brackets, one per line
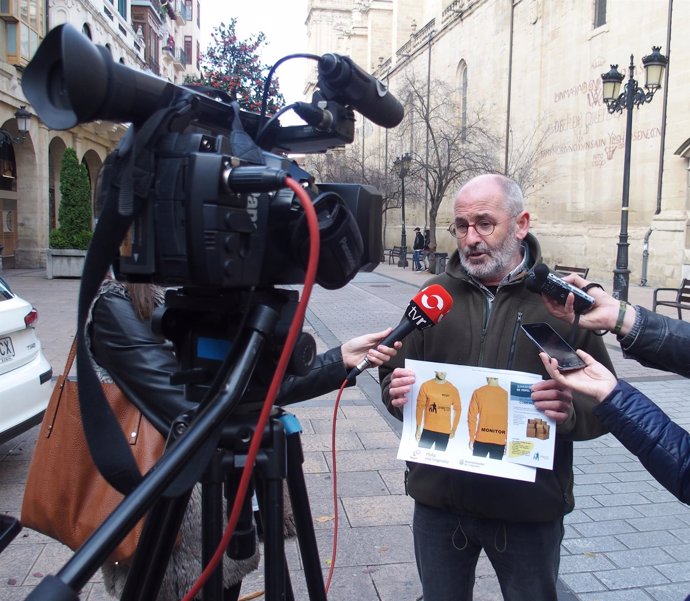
459,233,523,283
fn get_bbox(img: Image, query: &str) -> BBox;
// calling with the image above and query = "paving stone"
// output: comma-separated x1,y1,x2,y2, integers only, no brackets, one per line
305,470,389,498
656,560,690,583
572,520,637,537
300,431,364,452
593,565,669,589
558,572,607,594
314,524,416,567
559,552,616,573
605,545,675,568
592,492,654,507
561,536,627,554
579,588,664,601
646,582,690,601
581,505,645,521
356,430,400,450
324,449,402,472
341,494,414,527
615,530,681,550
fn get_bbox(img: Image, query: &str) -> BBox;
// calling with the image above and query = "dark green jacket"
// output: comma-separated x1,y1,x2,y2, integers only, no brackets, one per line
379,234,615,522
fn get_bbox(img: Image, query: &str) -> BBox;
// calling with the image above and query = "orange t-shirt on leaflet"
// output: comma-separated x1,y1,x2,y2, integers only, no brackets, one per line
468,384,508,445
416,379,461,435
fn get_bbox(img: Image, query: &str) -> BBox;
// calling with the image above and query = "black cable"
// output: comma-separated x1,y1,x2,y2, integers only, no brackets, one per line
259,53,321,121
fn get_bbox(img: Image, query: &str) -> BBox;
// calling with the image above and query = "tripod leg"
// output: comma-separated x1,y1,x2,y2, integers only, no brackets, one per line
254,419,289,601
281,414,328,601
120,491,192,601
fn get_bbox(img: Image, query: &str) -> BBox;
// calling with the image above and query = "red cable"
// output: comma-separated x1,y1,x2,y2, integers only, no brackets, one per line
182,177,319,601
324,378,347,593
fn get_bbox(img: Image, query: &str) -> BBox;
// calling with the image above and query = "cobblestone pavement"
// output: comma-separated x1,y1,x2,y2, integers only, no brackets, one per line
0,265,689,601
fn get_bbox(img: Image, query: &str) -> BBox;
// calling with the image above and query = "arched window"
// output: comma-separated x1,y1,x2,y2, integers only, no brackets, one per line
457,60,468,142
82,23,92,40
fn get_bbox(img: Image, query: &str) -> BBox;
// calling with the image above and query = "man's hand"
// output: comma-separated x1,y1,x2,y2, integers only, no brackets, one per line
530,378,575,425
539,350,618,403
389,367,416,408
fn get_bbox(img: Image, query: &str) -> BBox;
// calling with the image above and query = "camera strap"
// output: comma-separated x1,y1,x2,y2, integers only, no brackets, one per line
75,104,185,494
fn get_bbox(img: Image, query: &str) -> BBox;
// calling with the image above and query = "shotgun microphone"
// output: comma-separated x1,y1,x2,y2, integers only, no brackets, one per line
346,284,453,382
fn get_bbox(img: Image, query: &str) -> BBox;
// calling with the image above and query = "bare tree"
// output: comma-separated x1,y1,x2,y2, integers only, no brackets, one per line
395,73,500,270
503,123,555,196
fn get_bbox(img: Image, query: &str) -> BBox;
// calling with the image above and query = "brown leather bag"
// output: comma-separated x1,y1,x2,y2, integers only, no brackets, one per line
21,339,166,563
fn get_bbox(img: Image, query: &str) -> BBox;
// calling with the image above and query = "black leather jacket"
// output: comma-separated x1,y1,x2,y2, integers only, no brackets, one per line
90,288,350,435
618,305,690,377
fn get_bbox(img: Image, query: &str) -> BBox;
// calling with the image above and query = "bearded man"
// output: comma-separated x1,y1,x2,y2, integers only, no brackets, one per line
380,173,614,601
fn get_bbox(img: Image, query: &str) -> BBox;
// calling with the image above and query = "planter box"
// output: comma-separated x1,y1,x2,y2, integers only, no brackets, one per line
46,249,86,279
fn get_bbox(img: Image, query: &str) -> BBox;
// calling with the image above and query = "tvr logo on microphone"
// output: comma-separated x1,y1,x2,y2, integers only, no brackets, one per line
405,302,434,329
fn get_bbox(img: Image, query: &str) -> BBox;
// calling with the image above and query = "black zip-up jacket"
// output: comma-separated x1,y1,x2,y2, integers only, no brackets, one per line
379,234,615,523
89,284,350,435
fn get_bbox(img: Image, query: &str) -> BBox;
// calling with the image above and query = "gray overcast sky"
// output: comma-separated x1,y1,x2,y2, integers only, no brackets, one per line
199,0,310,105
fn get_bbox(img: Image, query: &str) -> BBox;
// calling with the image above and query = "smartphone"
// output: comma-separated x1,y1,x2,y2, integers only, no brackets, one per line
521,322,586,371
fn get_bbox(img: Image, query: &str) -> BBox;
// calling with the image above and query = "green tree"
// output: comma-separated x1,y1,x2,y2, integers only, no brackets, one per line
186,18,284,114
49,148,92,250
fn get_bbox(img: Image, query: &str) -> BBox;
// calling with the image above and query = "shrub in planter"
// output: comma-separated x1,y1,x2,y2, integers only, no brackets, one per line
49,147,92,250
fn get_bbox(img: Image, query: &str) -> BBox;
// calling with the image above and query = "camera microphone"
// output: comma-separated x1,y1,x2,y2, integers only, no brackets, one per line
317,53,404,129
346,284,453,383
525,263,595,313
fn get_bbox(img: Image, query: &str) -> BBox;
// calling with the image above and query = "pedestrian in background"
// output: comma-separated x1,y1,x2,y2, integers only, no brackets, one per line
412,227,425,271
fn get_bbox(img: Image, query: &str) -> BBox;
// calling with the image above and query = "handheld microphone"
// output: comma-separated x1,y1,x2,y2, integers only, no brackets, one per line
346,284,453,382
525,263,595,313
317,53,404,129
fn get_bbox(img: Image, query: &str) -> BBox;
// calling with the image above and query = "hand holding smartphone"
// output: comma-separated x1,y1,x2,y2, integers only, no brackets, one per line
521,322,586,371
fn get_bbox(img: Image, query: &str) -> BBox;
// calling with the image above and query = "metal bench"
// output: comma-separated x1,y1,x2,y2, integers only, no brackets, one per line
385,246,413,267
554,264,589,279
652,278,690,320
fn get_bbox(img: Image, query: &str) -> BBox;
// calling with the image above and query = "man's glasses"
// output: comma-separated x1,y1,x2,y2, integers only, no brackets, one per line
447,215,518,239
448,220,498,239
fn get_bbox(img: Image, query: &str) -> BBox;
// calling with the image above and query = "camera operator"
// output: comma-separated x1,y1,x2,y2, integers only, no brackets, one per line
538,272,690,503
88,276,400,601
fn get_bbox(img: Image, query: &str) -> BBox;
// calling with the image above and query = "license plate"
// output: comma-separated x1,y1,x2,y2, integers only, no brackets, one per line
0,336,15,362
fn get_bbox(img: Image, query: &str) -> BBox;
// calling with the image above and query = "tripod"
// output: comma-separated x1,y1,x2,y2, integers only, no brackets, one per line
23,290,331,601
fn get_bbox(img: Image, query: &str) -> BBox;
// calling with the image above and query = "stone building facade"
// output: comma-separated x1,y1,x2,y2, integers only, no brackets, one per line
0,0,202,268
306,0,690,288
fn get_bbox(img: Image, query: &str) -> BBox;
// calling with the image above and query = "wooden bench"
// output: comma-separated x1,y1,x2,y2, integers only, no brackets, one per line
652,278,690,320
554,264,589,279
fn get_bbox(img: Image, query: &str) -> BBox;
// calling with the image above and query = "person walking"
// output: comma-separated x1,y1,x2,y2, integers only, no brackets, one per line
412,227,425,271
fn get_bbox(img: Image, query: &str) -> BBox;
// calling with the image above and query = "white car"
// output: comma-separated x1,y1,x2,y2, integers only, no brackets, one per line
0,277,53,445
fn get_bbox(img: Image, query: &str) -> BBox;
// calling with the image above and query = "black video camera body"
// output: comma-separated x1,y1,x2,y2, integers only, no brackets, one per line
23,24,391,291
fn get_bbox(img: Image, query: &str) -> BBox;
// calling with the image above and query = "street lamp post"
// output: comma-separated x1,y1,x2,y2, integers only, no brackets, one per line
601,47,667,302
0,106,32,146
393,153,412,267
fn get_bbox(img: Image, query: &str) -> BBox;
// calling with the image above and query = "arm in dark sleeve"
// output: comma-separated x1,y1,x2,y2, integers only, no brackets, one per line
559,327,615,440
593,380,690,504
277,346,350,406
90,291,195,434
619,306,690,378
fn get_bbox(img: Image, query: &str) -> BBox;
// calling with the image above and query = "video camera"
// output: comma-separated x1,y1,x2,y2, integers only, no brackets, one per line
23,24,404,291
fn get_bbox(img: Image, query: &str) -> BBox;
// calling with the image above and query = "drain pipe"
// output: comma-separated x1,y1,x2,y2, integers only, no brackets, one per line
640,228,652,286
642,0,673,285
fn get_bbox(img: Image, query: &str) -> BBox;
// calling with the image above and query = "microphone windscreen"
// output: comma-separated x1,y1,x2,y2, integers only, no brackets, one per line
525,263,549,292
411,284,454,324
